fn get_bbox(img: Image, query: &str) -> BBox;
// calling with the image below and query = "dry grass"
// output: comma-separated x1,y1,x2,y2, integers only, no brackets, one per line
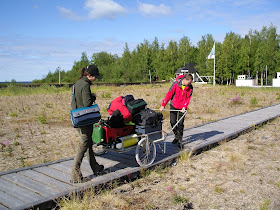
59,118,280,209
1,84,280,209
1,84,280,171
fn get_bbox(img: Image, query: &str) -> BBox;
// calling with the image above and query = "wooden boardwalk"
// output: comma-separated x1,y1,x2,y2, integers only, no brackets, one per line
1,103,280,210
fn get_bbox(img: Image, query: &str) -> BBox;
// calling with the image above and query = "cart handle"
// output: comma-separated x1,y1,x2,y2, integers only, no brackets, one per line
167,110,188,134
152,109,182,112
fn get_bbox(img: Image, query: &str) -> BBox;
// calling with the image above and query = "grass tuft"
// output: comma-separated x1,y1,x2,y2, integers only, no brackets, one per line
179,150,192,162
250,97,258,106
259,199,271,210
214,186,225,193
173,194,189,204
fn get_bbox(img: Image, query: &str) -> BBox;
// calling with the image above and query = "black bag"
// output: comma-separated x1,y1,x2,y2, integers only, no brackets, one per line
103,109,125,128
123,95,134,106
132,108,163,126
126,99,147,116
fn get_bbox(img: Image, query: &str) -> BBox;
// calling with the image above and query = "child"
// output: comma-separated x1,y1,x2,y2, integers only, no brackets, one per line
159,73,193,148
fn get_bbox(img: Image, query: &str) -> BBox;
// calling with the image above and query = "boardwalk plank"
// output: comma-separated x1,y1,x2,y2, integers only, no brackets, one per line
60,159,93,174
83,157,128,169
0,178,43,203
33,166,71,184
1,103,280,209
0,190,25,209
101,152,138,166
2,173,59,197
49,162,92,177
19,170,73,191
0,204,9,210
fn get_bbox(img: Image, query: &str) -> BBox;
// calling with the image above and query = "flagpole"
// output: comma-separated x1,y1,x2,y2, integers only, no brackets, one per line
213,42,215,86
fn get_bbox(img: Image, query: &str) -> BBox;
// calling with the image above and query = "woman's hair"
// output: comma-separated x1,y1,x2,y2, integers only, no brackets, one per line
79,67,90,79
184,73,193,81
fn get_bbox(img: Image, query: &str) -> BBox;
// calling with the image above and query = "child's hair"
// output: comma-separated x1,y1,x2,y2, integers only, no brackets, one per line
79,67,90,79
184,73,193,81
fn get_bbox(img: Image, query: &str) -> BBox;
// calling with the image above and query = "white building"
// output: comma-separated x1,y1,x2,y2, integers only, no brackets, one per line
236,75,257,87
272,72,280,87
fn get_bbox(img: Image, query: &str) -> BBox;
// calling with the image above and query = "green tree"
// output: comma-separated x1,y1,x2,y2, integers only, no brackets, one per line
164,40,178,79
197,34,215,77
219,32,241,84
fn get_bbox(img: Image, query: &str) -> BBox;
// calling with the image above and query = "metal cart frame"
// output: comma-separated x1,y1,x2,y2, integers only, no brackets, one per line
93,110,187,167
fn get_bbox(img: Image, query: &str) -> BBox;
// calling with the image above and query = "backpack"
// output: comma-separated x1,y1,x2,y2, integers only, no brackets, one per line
103,109,125,128
132,108,163,126
123,95,134,106
126,99,147,116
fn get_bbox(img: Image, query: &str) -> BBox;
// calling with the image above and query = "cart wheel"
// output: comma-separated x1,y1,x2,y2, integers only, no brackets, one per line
92,144,107,156
135,137,156,167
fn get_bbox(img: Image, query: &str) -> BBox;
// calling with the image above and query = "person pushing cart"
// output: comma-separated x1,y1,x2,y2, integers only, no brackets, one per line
159,73,193,148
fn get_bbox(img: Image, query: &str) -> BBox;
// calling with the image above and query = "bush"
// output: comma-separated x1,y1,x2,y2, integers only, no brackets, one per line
230,95,243,105
250,97,258,106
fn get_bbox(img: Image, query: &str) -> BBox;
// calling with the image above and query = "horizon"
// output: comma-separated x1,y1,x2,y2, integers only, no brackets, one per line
1,0,280,82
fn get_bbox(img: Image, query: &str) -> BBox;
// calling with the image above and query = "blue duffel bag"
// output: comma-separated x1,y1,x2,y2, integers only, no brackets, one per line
70,104,101,128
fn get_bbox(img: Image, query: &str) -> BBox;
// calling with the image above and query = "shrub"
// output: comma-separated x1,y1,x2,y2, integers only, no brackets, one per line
250,97,258,106
101,92,111,98
38,113,47,124
173,194,189,204
230,95,243,105
259,199,270,210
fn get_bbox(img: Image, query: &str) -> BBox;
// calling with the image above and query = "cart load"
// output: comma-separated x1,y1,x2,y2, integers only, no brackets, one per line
92,95,166,166
92,96,163,147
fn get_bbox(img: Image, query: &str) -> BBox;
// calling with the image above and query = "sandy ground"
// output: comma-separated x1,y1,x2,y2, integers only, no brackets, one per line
1,84,280,209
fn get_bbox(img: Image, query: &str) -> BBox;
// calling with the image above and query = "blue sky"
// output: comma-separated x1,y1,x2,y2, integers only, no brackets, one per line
1,0,280,82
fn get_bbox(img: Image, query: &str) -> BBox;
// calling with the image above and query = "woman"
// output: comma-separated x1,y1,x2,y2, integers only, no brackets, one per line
71,64,104,183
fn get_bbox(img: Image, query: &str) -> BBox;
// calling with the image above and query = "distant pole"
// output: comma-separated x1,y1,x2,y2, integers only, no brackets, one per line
266,65,267,86
58,67,61,85
213,42,216,86
149,70,152,84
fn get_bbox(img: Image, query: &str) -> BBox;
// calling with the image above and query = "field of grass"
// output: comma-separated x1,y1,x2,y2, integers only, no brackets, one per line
1,83,280,170
60,119,280,209
1,83,280,209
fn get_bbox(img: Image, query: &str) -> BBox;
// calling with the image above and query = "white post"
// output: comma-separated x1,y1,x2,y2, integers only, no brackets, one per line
213,42,216,86
149,70,151,84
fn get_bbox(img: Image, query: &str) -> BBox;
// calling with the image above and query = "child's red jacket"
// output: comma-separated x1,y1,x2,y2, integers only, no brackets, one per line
161,75,193,110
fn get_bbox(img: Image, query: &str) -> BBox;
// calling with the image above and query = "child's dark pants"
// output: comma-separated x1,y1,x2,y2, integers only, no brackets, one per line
170,105,185,143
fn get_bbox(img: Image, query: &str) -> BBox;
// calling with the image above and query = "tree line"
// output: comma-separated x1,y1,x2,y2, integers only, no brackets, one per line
33,24,280,85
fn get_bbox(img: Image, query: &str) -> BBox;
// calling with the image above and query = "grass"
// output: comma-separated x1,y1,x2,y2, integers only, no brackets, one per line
250,97,258,106
1,83,280,209
172,194,189,204
259,199,271,210
0,84,70,96
214,186,225,193
179,150,192,162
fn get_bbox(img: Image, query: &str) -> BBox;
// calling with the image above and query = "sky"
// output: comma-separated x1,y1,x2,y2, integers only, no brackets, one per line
1,0,280,82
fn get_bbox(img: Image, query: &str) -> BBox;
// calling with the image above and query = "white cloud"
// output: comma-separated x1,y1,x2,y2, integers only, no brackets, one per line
138,2,171,16
57,6,83,21
85,0,127,19
0,35,129,81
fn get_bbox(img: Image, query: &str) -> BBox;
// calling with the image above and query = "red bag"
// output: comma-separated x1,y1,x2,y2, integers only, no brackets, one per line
102,125,134,143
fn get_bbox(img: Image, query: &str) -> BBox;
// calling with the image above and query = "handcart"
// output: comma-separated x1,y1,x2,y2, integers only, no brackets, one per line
92,110,187,167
